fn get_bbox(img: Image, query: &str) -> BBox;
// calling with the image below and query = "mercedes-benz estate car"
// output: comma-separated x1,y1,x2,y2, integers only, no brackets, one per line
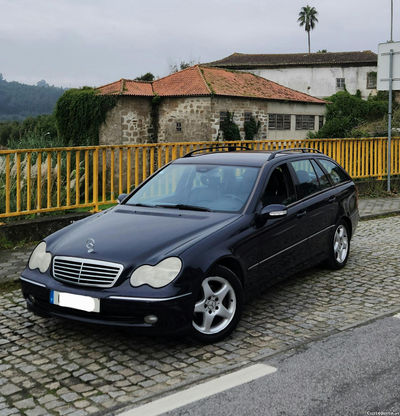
20,147,359,343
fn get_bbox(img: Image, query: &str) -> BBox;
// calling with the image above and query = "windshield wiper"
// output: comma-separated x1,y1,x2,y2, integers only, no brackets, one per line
129,203,155,208
155,204,211,212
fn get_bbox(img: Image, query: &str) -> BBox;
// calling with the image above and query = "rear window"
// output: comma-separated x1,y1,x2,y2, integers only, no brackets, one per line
318,159,350,184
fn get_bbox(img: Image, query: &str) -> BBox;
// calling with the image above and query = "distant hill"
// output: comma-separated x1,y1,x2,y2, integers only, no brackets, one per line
0,74,66,121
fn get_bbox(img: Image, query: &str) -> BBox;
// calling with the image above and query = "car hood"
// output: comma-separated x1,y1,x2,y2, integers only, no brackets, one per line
45,205,239,267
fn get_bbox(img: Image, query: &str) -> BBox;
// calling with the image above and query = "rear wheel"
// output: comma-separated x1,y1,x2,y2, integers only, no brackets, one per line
325,220,350,269
190,265,244,344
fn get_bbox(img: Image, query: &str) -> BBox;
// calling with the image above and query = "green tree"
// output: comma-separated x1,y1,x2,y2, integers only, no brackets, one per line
168,59,200,74
0,77,65,121
298,5,319,53
135,72,155,82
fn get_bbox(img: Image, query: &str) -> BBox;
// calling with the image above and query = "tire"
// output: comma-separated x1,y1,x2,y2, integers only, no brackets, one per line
325,220,350,270
190,265,244,344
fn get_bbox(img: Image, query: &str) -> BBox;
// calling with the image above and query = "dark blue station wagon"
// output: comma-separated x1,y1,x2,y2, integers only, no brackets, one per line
20,147,359,343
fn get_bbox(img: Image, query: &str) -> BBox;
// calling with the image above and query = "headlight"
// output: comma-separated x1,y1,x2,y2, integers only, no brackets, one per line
130,257,182,288
28,242,52,273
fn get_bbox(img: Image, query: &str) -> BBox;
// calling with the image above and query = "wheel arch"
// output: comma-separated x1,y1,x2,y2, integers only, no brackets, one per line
211,257,245,287
340,215,353,239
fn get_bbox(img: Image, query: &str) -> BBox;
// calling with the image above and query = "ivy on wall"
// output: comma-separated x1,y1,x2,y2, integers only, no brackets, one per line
244,116,261,140
219,111,241,141
54,87,117,146
149,94,161,143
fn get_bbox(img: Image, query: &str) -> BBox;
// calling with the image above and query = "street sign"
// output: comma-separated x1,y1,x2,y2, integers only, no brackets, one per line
377,41,400,91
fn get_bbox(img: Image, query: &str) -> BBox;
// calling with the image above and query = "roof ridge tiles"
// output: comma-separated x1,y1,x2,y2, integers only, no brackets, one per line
96,78,125,89
196,65,213,95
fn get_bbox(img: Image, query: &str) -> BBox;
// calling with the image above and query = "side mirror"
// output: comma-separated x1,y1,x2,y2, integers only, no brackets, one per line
260,204,287,219
117,194,128,204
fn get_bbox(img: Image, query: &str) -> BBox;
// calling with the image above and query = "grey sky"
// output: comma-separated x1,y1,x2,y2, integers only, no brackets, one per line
0,0,397,88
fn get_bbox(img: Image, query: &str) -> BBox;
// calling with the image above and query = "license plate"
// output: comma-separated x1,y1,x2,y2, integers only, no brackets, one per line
50,291,100,313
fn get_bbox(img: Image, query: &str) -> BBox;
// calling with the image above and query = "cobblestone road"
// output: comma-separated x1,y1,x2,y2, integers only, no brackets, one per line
1,216,400,416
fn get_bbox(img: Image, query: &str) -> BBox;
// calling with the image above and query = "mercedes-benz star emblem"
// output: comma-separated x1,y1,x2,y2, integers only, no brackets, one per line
86,238,95,253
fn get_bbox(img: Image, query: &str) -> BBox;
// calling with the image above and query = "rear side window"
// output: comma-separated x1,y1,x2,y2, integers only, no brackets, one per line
311,160,331,190
319,159,350,184
290,159,322,199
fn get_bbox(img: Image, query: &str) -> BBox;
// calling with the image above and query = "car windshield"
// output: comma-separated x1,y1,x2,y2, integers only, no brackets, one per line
125,163,259,213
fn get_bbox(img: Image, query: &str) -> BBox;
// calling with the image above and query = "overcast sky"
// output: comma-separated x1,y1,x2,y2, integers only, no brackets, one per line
1,0,397,88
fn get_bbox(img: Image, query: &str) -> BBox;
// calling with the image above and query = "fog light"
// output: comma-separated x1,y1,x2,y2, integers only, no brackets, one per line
28,295,35,304
144,315,158,324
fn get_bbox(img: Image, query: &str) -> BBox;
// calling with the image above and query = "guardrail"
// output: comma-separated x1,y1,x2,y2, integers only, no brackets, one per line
0,138,399,219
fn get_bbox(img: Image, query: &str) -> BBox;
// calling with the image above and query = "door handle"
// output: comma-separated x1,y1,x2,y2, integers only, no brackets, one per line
328,196,336,203
297,210,307,219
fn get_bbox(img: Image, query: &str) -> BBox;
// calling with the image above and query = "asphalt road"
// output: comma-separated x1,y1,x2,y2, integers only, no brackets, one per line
154,314,400,416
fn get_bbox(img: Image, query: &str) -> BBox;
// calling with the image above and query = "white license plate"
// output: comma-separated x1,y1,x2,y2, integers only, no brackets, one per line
50,291,100,313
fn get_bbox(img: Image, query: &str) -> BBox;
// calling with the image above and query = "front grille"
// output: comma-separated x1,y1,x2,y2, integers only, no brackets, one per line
53,256,124,288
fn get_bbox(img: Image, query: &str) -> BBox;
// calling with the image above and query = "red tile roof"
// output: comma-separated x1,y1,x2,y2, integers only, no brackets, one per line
97,79,153,96
199,66,324,103
97,65,325,104
153,66,211,96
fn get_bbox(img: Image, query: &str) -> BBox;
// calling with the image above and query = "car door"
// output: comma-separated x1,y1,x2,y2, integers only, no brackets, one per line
289,158,338,261
248,163,310,290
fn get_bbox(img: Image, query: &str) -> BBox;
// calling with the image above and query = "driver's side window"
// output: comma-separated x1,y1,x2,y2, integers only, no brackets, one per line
262,164,296,207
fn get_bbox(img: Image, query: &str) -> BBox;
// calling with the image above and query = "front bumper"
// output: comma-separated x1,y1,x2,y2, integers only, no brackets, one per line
20,274,195,336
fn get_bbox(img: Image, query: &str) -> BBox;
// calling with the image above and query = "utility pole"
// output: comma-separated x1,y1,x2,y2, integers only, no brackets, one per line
391,0,394,42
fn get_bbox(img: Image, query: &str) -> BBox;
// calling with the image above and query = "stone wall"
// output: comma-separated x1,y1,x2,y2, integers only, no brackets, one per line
157,97,212,142
210,97,269,141
157,96,271,142
99,96,152,145
99,95,326,147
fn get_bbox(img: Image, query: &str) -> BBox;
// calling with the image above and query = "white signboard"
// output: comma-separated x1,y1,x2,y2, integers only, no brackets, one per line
377,41,400,91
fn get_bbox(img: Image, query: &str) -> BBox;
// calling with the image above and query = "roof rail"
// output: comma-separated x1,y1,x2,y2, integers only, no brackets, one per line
183,144,252,158
267,147,323,161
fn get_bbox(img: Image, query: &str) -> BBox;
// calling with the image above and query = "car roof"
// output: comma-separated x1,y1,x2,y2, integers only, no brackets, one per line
172,149,326,168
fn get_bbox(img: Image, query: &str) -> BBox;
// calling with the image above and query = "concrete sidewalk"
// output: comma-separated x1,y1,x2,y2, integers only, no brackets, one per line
0,196,399,285
357,196,400,219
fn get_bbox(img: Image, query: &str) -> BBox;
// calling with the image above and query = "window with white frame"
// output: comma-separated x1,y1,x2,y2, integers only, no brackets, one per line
367,72,377,89
176,122,182,132
336,78,345,88
295,115,315,130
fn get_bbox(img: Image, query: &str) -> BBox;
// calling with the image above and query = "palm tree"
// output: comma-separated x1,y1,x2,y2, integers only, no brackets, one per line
298,5,319,53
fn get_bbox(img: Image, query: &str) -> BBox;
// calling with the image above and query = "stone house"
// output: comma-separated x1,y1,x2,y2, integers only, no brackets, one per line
97,65,326,145
208,51,378,100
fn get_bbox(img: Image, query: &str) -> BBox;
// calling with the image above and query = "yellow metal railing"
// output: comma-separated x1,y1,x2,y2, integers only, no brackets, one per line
0,138,399,219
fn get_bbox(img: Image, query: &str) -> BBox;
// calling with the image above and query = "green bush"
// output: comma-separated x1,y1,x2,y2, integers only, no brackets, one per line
310,90,391,138
0,115,59,147
244,116,261,140
219,112,241,141
0,132,82,221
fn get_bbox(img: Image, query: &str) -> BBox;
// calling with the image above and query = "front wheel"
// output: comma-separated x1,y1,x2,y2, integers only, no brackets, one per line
325,220,350,269
190,265,244,344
